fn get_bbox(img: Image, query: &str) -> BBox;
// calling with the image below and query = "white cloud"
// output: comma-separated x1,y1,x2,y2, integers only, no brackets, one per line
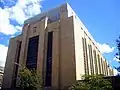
0,8,18,35
8,0,42,25
113,56,120,62
15,26,22,31
0,0,43,67
0,0,43,35
9,5,27,25
0,44,8,67
97,43,115,53
10,35,15,38
113,69,118,76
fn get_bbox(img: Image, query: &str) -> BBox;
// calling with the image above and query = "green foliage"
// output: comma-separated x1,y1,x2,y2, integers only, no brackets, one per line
69,74,112,90
115,35,120,72
69,81,89,90
19,67,42,90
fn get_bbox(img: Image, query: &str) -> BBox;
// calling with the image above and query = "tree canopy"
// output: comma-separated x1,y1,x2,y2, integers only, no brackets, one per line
69,75,112,90
115,35,120,73
19,67,42,90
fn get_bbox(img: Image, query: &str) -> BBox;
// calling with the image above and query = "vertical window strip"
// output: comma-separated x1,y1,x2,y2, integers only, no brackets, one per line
45,31,53,86
104,61,106,75
106,62,108,76
103,61,106,75
82,38,87,75
12,41,22,87
88,45,92,74
84,38,89,75
90,45,94,74
112,69,114,75
97,54,101,74
102,61,105,75
109,69,111,75
105,61,108,76
14,41,22,85
104,61,107,76
26,36,39,70
109,68,111,76
93,50,98,74
100,58,104,75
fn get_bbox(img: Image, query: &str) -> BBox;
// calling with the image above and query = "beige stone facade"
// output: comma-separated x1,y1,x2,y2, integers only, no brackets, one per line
2,3,114,89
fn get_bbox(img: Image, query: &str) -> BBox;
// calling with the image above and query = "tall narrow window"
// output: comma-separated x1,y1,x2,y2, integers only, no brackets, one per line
100,58,104,74
103,61,106,75
26,36,39,70
88,45,94,74
104,60,108,76
84,38,89,75
112,69,113,75
12,41,22,87
105,60,108,76
82,37,89,75
109,68,111,76
97,54,101,74
45,32,53,86
82,38,87,75
93,50,98,74
90,45,94,74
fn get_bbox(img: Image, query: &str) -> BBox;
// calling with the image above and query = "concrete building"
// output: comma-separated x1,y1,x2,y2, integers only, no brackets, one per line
2,3,114,89
0,66,4,89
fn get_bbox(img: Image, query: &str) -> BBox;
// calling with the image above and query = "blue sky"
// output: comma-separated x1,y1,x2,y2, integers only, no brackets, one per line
0,0,120,74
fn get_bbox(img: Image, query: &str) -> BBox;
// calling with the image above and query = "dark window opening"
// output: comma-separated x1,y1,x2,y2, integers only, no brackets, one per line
81,27,83,30
12,41,22,87
45,32,53,87
82,37,89,75
101,58,104,74
84,38,89,75
82,38,87,75
26,36,39,70
97,54,101,74
93,50,98,74
88,45,94,74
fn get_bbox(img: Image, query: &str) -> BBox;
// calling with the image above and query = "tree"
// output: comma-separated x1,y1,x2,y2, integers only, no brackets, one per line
115,35,120,72
19,67,42,90
69,75,112,90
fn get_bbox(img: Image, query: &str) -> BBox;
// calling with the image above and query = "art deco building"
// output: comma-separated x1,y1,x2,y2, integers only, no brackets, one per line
2,3,114,89
0,66,4,89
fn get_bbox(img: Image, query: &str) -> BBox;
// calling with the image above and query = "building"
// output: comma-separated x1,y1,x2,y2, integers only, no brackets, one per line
2,3,114,89
0,66,4,89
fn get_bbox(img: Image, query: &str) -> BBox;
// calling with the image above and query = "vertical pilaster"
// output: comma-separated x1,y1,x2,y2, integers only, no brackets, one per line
2,38,18,88
37,17,48,84
52,28,60,89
